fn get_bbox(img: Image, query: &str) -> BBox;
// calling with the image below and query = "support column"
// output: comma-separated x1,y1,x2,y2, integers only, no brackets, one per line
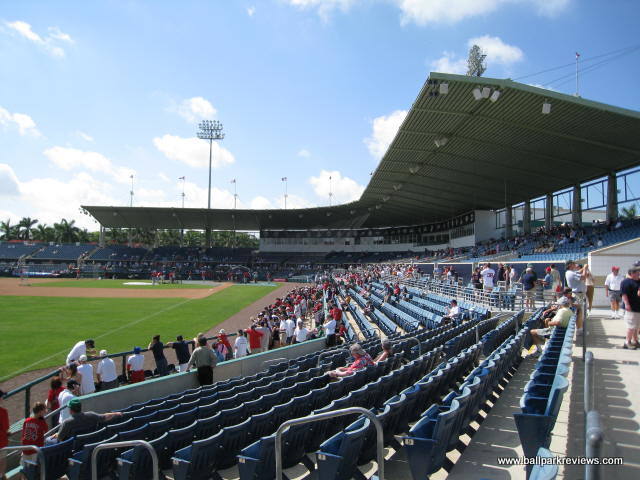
505,206,513,238
523,200,531,234
607,172,618,221
545,193,553,230
99,226,105,247
572,184,582,226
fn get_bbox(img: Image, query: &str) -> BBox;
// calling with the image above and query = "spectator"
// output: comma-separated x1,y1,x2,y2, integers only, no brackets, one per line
217,330,233,359
327,344,374,378
234,330,249,358
323,315,337,347
604,266,625,318
480,263,496,292
66,339,96,365
281,316,296,345
186,336,218,385
565,260,587,333
56,399,122,442
374,340,394,363
0,390,8,479
57,380,80,424
168,336,191,372
148,335,169,376
61,362,82,386
76,355,95,396
21,402,48,468
293,320,309,344
96,350,118,391
530,297,574,356
126,347,145,383
271,323,281,349
244,325,264,354
442,299,460,323
45,376,64,425
549,264,562,297
621,266,640,350
257,323,271,353
522,267,539,311
542,267,554,302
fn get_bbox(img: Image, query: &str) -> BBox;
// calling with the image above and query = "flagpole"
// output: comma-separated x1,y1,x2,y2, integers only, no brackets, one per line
575,52,580,97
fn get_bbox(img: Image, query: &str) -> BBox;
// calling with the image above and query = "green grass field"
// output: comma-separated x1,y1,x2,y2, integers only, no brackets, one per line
0,284,278,381
31,279,213,289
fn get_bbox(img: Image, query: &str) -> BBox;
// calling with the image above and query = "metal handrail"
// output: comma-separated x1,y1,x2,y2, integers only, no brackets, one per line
316,348,349,368
91,440,158,480
2,332,237,418
0,445,41,480
585,411,604,480
274,406,384,480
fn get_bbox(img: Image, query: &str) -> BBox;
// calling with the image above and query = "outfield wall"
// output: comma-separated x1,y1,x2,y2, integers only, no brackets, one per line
79,337,329,414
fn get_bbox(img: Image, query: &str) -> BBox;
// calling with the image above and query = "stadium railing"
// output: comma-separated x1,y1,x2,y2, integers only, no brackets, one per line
3,333,238,420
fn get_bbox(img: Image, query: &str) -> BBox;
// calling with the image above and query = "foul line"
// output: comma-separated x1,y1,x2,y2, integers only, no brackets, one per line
0,297,196,383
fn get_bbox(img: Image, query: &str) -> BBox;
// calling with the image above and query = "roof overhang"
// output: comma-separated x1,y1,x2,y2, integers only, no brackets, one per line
84,72,640,230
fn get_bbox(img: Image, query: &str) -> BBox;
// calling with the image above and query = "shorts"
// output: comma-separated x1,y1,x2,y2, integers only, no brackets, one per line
525,289,535,299
535,327,554,337
624,310,640,329
609,290,622,303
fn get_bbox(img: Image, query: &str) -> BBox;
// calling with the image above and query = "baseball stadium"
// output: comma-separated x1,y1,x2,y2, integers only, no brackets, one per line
1,3,640,480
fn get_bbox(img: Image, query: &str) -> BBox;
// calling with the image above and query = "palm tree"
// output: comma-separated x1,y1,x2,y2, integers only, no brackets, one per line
53,218,80,243
18,217,38,240
0,219,17,240
107,228,126,244
184,230,203,247
621,204,637,220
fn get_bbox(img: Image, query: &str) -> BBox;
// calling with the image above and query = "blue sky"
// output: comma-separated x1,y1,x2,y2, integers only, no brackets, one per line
1,0,639,230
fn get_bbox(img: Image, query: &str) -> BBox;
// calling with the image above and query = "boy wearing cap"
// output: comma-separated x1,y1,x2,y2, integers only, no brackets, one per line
77,355,95,396
57,380,80,424
605,266,625,318
127,347,145,383
529,297,574,356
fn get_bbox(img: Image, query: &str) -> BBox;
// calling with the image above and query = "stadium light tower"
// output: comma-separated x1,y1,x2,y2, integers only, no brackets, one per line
281,177,288,209
197,120,225,247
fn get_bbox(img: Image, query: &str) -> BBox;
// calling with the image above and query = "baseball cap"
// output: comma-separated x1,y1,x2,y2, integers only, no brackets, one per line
78,355,87,362
67,380,80,389
558,297,571,306
565,260,575,267
99,350,108,356
68,398,81,411
219,329,226,334
133,346,141,354
612,266,620,271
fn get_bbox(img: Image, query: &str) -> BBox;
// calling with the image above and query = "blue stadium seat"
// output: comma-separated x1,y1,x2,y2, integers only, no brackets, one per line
67,435,118,480
530,447,559,480
117,423,150,443
147,415,175,440
22,437,75,480
105,418,134,437
316,417,371,480
173,407,199,429
172,430,224,480
116,432,168,480
72,427,107,452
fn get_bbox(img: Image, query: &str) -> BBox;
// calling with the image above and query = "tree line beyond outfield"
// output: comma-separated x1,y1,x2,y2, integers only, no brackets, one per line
0,216,259,248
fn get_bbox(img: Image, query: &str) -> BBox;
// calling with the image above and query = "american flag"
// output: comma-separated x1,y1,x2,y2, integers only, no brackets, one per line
230,178,236,183
178,176,185,180
576,52,580,59
281,177,287,181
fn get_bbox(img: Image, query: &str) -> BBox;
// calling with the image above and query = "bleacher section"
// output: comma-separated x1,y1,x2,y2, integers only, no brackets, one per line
29,243,94,261
0,242,41,260
88,245,148,261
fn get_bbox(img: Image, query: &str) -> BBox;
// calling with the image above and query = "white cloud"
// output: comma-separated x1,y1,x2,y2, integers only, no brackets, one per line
297,148,311,158
430,51,467,74
247,6,256,16
158,172,170,183
531,0,570,16
364,110,407,159
0,164,20,197
153,134,235,169
174,97,217,124
284,0,356,20
308,169,365,204
283,194,314,209
468,35,523,65
43,146,135,184
76,131,94,142
0,106,40,136
250,196,274,209
4,20,72,57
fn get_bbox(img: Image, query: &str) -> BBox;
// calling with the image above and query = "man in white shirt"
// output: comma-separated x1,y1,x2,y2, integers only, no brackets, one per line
605,266,625,318
234,330,249,358
323,317,337,347
480,263,496,291
96,350,118,390
257,322,271,352
293,320,309,344
282,316,296,345
126,347,145,383
76,355,95,396
57,380,80,424
66,339,95,365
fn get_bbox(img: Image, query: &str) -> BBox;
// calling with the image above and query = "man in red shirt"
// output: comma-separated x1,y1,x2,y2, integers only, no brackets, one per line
244,325,264,354
0,390,8,478
330,304,343,323
21,402,48,468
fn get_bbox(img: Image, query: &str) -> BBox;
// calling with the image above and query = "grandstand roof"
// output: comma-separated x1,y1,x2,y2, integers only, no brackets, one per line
84,72,640,230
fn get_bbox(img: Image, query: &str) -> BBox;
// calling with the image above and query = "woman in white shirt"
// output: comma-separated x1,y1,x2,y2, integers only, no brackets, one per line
234,329,249,358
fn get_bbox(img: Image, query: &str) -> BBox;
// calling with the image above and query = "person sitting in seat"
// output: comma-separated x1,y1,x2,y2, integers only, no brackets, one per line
327,344,374,378
53,399,122,442
374,340,394,363
529,297,573,356
441,299,460,324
